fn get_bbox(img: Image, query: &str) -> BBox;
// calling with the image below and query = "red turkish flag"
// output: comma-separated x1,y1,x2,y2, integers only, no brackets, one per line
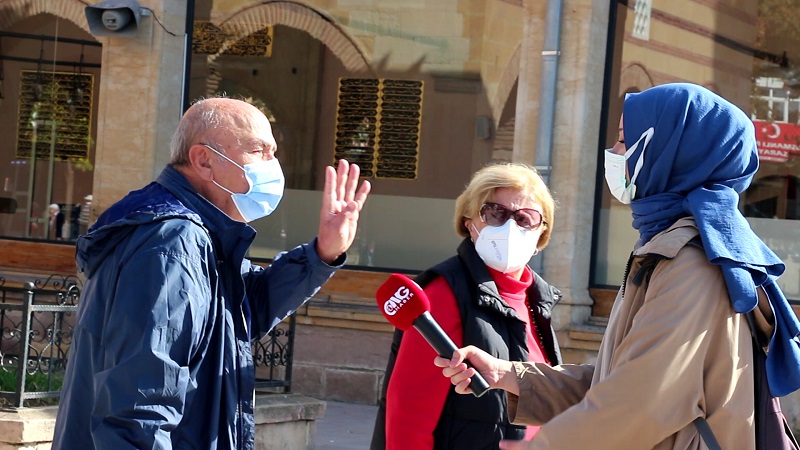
752,119,800,163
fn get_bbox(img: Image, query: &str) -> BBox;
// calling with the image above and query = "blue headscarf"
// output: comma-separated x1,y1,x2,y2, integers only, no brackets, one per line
623,82,800,397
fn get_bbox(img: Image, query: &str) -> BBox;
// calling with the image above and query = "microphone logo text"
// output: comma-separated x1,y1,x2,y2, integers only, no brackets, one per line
383,286,413,316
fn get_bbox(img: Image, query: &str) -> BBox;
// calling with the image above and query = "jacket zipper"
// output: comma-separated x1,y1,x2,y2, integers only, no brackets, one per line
621,252,634,299
237,345,244,450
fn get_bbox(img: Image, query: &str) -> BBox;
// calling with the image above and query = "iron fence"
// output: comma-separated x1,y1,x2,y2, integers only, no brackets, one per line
253,314,296,392
0,275,80,408
0,273,296,407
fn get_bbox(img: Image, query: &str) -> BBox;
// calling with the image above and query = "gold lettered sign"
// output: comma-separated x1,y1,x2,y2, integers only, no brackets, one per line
334,78,423,179
192,21,274,57
334,78,380,177
376,79,423,180
16,70,94,161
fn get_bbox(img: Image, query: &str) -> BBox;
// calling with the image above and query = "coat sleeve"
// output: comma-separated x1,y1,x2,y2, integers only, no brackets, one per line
90,223,214,449
385,277,463,450
522,249,737,449
506,361,594,425
245,237,341,337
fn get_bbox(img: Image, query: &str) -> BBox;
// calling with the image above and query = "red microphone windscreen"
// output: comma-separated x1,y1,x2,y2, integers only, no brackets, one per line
375,273,431,330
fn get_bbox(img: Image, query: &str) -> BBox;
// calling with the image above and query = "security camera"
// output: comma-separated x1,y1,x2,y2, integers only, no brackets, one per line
85,0,144,37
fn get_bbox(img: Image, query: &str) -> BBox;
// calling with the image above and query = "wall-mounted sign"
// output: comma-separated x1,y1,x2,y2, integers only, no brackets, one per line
16,70,94,161
193,21,273,57
334,78,423,179
753,119,800,163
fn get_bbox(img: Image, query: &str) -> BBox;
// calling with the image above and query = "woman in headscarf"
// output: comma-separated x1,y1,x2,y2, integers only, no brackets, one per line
434,83,800,449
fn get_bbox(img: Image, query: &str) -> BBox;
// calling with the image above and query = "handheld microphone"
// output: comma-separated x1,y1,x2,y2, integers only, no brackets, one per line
376,273,490,397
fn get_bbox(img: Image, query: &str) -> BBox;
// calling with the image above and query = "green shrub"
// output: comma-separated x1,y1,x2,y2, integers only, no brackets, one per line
0,369,64,407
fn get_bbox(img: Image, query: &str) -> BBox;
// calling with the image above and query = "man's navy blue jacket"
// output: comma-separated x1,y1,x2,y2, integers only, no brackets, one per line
53,165,341,449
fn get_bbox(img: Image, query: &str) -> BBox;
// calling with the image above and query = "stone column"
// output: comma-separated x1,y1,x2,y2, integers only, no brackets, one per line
512,0,545,164
90,0,187,219
516,0,612,359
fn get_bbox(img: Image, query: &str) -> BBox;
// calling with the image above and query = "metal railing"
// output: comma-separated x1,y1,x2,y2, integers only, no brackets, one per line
0,275,80,408
253,314,296,392
0,273,297,407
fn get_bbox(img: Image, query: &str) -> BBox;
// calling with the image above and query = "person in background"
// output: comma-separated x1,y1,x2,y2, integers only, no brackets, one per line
47,203,64,240
77,194,92,236
372,163,562,449
435,83,800,449
69,203,80,240
53,97,371,450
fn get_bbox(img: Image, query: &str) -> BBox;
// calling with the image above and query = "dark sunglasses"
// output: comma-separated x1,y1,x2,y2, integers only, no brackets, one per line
479,202,546,231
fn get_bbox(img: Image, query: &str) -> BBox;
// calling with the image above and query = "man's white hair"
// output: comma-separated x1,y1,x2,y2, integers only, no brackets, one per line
169,97,265,166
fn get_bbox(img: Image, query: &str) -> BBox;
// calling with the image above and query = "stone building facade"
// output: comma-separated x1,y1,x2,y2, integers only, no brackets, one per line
0,0,798,444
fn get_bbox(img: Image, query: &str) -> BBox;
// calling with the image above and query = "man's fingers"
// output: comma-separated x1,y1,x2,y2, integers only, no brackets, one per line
322,165,336,212
336,159,348,202
344,162,360,203
354,179,371,210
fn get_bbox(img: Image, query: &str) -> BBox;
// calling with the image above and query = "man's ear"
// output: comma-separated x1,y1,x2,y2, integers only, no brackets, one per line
187,144,214,181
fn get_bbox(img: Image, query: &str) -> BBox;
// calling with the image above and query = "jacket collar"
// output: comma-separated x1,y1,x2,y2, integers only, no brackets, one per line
157,165,256,265
456,238,503,302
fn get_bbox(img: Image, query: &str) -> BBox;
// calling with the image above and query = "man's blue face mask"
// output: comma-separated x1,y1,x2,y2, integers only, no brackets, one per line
204,144,285,222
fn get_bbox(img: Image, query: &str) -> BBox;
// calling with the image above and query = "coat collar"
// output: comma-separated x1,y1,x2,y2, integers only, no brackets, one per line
634,217,700,260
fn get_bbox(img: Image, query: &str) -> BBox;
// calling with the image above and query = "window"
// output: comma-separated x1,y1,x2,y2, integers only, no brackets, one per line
593,0,800,300
0,19,99,242
186,1,499,272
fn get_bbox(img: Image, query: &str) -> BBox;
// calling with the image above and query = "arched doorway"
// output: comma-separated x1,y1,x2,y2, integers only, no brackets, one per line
187,1,372,191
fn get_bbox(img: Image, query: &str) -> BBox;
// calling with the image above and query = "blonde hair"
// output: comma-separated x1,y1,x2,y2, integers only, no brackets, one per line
454,162,555,250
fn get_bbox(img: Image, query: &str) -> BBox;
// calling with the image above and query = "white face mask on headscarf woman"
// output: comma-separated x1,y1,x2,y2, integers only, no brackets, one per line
472,219,539,273
603,127,653,204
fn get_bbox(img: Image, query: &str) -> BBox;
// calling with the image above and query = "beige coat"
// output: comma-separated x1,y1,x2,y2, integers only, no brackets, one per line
508,218,773,449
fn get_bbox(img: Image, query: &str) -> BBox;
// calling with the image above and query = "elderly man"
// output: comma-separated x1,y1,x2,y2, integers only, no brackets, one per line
53,98,371,449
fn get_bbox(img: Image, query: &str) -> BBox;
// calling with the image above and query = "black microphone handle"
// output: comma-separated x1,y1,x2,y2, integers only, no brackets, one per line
413,311,490,398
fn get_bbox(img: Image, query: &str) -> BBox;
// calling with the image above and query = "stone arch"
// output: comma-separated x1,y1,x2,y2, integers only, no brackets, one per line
491,43,521,128
217,1,372,74
619,61,654,94
491,117,515,162
0,0,90,33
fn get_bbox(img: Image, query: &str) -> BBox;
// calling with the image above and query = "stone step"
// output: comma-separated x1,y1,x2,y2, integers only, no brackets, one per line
587,316,608,327
565,317,608,352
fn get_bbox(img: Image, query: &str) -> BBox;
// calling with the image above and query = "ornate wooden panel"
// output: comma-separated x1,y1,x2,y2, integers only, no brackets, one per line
16,70,93,161
334,78,423,179
192,21,274,57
